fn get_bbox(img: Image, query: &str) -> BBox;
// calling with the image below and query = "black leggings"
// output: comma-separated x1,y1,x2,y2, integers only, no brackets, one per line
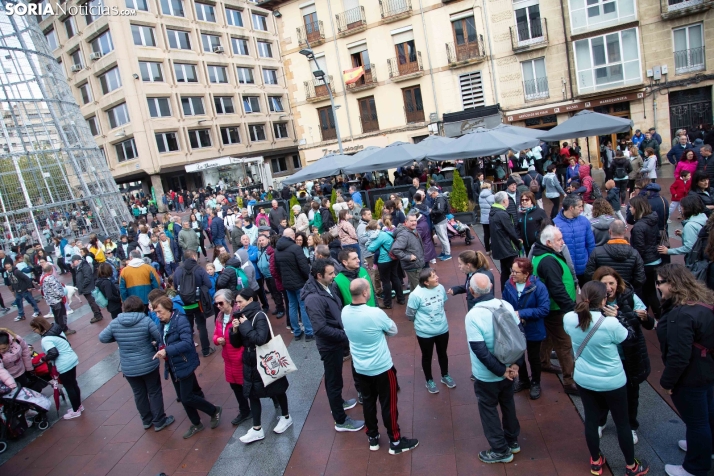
519,339,543,384
377,260,403,307
578,384,634,465
642,265,662,320
251,392,288,427
482,224,491,252
60,366,82,412
416,332,449,382
549,196,561,219
229,383,251,416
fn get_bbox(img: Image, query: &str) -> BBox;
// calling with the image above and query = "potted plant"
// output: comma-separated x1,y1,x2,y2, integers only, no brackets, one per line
449,170,475,224
374,197,384,219
330,188,338,222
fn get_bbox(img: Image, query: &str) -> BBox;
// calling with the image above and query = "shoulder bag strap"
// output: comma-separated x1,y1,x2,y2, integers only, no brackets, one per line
574,315,607,361
251,311,275,340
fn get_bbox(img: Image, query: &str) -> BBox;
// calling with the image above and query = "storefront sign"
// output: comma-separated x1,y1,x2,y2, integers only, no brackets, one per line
505,91,645,122
444,113,502,137
185,156,265,172
322,144,364,156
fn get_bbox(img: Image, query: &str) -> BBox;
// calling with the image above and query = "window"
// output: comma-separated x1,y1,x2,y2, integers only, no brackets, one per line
674,24,705,73
79,82,93,104
64,16,77,39
358,96,379,132
182,96,205,115
91,30,114,54
139,61,163,81
226,8,243,26
195,2,216,22
402,85,424,123
268,96,283,112
459,71,484,109
243,96,261,113
116,138,138,162
221,126,241,145
125,0,149,11
271,157,287,173
131,25,156,46
252,13,268,31
107,103,130,128
70,49,83,68
156,132,180,152
249,124,266,141
263,68,278,85
513,1,543,43
232,37,249,55
257,41,272,58
87,116,100,136
147,97,172,117
99,66,122,94
214,96,235,114
317,106,336,140
44,29,58,50
85,0,103,24
569,0,636,32
207,65,228,83
174,63,198,82
574,27,641,93
522,57,549,99
292,155,301,169
273,122,289,139
167,29,192,49
236,67,254,84
201,34,222,52
160,0,184,16
188,129,212,148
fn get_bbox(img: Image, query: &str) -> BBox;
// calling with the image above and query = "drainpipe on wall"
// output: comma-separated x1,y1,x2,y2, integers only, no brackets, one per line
480,0,499,105
325,0,354,139
559,0,574,99
417,0,439,121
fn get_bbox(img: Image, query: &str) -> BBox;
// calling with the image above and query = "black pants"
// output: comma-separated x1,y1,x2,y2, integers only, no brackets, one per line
255,278,269,310
598,379,640,430
185,307,210,355
377,260,403,307
482,224,491,252
499,256,516,295
519,339,543,384
627,179,636,196
229,383,251,416
51,303,68,332
642,265,662,319
321,348,348,424
356,366,401,442
671,384,714,475
416,332,449,382
70,267,77,286
549,196,560,220
578,384,634,465
264,277,284,313
60,366,82,412
171,371,217,426
251,392,288,427
125,367,167,427
83,293,103,320
617,181,628,204
474,378,520,454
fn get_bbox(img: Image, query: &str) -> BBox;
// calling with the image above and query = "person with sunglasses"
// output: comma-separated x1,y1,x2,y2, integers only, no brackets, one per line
516,191,550,255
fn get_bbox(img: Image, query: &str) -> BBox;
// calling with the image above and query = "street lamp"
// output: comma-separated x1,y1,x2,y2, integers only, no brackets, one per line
299,46,343,155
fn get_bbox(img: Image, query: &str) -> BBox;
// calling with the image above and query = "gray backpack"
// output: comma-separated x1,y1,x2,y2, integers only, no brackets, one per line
488,302,527,365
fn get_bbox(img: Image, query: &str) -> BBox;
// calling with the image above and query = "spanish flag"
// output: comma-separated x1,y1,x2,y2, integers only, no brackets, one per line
343,66,365,85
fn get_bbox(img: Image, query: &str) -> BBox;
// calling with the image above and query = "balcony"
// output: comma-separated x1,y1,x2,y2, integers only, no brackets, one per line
404,105,425,124
387,52,423,81
510,18,548,52
321,126,337,141
359,113,380,133
304,76,334,103
446,40,486,68
675,46,706,74
336,6,367,37
524,77,550,101
661,0,714,19
379,0,412,22
346,65,378,92
297,21,325,47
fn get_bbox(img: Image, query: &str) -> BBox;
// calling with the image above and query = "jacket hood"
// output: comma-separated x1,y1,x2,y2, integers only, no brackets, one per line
613,157,629,166
276,236,295,252
116,312,147,327
235,249,249,265
181,258,198,273
532,241,564,259
603,241,636,261
579,164,591,179
479,189,493,199
695,138,704,146
226,257,242,268
488,206,507,218
687,213,708,228
641,211,659,227
590,214,615,231
642,183,662,196
128,258,145,267
45,322,64,337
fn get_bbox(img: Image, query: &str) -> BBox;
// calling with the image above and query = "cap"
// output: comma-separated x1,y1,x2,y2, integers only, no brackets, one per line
71,254,82,262
506,176,518,186
446,214,454,220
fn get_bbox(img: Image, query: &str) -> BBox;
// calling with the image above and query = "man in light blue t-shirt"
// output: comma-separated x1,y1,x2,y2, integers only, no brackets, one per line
342,278,418,456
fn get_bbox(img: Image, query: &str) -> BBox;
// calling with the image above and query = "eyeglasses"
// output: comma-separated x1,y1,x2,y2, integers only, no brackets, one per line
655,279,667,286
214,301,226,306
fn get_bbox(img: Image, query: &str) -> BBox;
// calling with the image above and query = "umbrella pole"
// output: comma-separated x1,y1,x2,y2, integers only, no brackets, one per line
586,136,591,165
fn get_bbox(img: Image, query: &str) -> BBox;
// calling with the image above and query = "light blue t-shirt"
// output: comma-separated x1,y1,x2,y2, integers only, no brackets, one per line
563,311,628,392
406,284,449,338
342,304,396,376
465,299,519,383
41,334,79,375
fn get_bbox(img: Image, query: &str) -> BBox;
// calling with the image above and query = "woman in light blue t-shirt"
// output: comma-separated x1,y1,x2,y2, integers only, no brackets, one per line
563,281,649,476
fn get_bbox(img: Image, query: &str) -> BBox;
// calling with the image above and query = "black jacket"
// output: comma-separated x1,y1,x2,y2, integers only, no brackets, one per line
7,267,34,293
96,277,122,315
658,300,714,389
488,206,520,260
430,194,449,224
516,206,549,253
531,242,576,313
689,187,714,216
116,241,139,261
320,207,335,230
275,236,311,290
584,241,646,291
613,283,653,384
630,212,661,265
301,275,347,353
627,183,669,230
609,157,633,181
698,154,714,183
75,260,95,294
216,257,242,291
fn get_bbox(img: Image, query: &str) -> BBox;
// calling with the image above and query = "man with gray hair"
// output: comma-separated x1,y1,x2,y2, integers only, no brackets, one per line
178,220,199,256
391,211,425,292
465,273,521,464
428,186,451,261
584,220,645,289
489,191,521,293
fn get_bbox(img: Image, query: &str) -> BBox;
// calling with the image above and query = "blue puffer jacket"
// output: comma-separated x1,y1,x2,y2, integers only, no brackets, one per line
501,276,550,341
553,211,595,275
99,312,161,377
160,310,200,381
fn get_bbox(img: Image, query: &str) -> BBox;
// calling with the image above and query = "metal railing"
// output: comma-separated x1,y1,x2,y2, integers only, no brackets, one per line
445,40,485,64
523,77,550,100
404,105,424,124
674,46,706,73
359,113,380,133
297,21,325,46
304,76,333,100
379,0,412,19
320,125,337,141
346,64,377,90
388,51,423,78
509,18,548,50
336,6,366,34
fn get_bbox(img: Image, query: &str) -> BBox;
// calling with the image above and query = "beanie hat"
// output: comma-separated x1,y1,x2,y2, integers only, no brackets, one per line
506,176,518,186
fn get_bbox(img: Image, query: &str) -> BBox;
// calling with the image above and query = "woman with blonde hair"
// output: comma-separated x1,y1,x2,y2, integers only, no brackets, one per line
338,208,360,261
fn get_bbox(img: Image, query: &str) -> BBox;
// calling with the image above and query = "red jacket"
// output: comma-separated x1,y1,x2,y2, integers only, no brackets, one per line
670,177,691,202
213,304,245,385
267,246,284,292
579,165,594,204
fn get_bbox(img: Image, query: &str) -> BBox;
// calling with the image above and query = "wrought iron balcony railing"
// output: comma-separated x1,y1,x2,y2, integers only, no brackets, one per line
346,64,377,91
509,18,548,51
297,21,325,47
446,40,486,65
304,76,333,101
674,46,706,73
388,51,423,79
523,77,550,101
379,0,412,21
336,6,366,35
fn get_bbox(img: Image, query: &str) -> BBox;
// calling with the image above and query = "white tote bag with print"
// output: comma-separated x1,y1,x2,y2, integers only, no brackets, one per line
253,312,297,386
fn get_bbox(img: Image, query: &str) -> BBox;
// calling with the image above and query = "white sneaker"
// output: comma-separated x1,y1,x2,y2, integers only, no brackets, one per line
598,423,606,438
678,440,714,459
667,219,673,224
632,430,638,444
32,312,40,318
66,309,74,315
239,427,265,444
665,464,695,476
43,312,53,319
63,409,82,420
273,415,293,434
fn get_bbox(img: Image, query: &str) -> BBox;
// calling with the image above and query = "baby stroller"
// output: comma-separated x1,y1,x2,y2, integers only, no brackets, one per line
445,216,474,246
0,385,52,454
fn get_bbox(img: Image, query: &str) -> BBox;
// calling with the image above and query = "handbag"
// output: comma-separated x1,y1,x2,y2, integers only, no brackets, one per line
253,312,297,386
329,225,340,238
574,314,607,360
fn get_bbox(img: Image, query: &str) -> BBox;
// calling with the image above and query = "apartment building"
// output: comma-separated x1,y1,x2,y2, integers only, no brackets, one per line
36,0,300,196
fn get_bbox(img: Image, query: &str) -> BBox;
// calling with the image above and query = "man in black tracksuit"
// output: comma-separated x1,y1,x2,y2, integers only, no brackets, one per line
72,254,104,323
302,259,365,432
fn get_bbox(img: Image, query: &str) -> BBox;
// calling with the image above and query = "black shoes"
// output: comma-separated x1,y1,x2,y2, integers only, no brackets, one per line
369,434,380,451
530,383,541,400
478,449,514,464
293,333,303,341
203,347,216,357
388,437,419,455
563,384,579,395
232,411,251,426
305,335,315,342
512,378,530,393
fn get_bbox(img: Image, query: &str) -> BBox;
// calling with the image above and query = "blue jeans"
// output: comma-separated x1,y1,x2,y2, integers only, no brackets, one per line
671,384,714,476
15,291,40,317
286,288,312,337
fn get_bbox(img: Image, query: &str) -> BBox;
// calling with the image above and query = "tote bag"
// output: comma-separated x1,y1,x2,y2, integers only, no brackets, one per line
253,312,297,386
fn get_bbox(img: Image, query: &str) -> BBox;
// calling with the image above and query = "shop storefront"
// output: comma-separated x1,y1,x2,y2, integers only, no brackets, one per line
184,156,274,192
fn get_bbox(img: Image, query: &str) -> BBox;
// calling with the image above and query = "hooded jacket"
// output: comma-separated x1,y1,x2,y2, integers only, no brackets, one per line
589,214,616,247
553,210,595,275
159,310,200,381
626,183,669,230
0,332,32,383
578,165,594,203
670,176,692,202
216,257,243,292
630,212,661,264
213,303,245,385
667,213,707,257
99,312,161,377
235,248,260,291
275,236,311,291
488,204,521,260
479,189,495,224
531,242,576,313
301,275,347,353
502,275,550,341
390,224,425,271
543,172,565,199
96,276,122,315
430,193,449,224
119,258,161,304
609,156,633,181
584,239,646,290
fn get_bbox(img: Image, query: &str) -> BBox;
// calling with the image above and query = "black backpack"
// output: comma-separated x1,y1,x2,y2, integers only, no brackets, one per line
590,181,603,200
614,165,628,179
177,264,198,305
